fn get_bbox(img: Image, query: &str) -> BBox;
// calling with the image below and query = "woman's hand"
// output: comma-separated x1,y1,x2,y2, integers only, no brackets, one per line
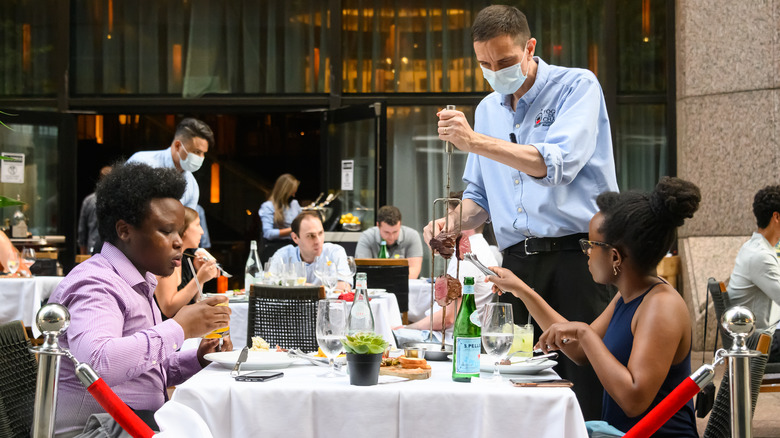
537,321,591,353
484,266,527,298
196,258,220,284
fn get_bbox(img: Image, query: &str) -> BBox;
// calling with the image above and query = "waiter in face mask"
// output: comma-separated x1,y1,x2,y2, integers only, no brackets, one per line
128,118,214,210
423,5,618,420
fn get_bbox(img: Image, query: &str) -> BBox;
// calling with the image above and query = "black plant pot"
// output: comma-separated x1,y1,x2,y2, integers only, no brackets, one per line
346,353,382,386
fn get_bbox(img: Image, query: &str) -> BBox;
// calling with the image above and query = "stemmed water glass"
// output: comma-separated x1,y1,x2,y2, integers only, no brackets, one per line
6,251,19,276
293,261,306,286
22,248,35,276
346,256,357,289
481,303,514,382
316,299,347,378
314,257,339,298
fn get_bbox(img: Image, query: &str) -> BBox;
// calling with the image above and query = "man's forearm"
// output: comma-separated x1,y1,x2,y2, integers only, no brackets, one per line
468,132,547,178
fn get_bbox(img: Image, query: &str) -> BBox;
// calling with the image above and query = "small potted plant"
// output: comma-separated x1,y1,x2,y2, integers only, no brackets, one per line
341,331,388,386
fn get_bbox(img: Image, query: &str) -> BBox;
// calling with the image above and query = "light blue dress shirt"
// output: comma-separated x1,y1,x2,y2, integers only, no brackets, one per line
463,57,618,250
127,147,199,209
259,199,302,240
270,243,351,285
727,232,780,331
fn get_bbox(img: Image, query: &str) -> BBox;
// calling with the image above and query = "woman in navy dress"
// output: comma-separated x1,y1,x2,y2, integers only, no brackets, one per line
489,177,700,437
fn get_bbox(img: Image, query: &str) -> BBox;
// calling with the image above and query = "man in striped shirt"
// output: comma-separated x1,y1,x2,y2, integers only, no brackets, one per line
50,162,231,437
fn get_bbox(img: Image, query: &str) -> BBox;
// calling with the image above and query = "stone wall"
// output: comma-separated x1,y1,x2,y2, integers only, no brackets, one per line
676,0,780,349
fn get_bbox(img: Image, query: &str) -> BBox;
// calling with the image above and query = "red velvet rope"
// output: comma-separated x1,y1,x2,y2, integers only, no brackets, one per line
87,378,155,438
623,377,700,438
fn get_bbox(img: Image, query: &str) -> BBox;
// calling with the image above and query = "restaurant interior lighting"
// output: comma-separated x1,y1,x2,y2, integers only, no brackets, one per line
210,163,220,204
95,116,103,145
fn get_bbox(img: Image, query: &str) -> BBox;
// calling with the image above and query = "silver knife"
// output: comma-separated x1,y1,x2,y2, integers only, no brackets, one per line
231,346,249,376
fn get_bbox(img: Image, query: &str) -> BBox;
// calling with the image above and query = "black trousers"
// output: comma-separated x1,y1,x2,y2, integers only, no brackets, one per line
500,247,615,420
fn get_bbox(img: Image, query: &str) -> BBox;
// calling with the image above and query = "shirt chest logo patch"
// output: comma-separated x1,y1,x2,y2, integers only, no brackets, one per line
534,109,556,127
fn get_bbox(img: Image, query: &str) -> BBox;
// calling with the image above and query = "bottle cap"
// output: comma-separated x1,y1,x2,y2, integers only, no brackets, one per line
464,276,475,285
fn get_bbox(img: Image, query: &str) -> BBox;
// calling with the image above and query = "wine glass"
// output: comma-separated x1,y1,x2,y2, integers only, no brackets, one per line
346,256,357,288
6,252,19,276
316,299,347,378
22,248,35,276
293,261,306,286
320,262,339,298
481,303,514,382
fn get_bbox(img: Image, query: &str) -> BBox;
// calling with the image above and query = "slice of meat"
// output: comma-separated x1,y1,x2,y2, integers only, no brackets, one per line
434,274,462,307
430,231,456,259
456,234,471,261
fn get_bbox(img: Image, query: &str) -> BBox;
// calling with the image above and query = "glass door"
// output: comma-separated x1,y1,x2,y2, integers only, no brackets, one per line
0,110,77,269
320,102,387,231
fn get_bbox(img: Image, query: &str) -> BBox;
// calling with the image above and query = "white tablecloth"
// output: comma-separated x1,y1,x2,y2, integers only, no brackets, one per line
0,276,64,336
171,360,588,438
183,293,403,351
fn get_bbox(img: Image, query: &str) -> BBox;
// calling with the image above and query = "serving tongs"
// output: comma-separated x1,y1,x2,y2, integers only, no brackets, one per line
462,252,504,295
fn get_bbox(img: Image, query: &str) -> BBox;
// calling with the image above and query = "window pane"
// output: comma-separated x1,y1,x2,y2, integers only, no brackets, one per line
517,0,606,82
386,104,474,274
0,1,57,96
0,123,59,234
615,104,668,191
341,0,607,93
72,0,331,96
616,0,667,93
341,1,487,93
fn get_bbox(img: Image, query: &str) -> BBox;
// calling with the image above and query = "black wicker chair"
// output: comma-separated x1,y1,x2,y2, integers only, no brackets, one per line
355,258,409,315
247,284,325,352
707,278,733,350
0,320,37,438
707,277,780,392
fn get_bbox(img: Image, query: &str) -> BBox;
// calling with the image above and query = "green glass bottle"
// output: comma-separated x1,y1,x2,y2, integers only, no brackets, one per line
452,276,481,382
378,240,388,258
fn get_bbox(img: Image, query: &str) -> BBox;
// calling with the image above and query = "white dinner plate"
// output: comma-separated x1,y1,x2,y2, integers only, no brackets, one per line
205,350,296,370
367,288,387,296
479,357,557,374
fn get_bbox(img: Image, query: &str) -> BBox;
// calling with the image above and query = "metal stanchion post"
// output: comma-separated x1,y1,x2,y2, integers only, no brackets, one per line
30,303,71,438
720,306,762,438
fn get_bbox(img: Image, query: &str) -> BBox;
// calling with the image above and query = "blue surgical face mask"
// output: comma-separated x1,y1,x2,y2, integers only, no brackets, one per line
480,51,529,95
178,145,204,172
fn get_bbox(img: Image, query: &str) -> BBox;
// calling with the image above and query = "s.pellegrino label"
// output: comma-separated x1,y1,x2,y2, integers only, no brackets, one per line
452,277,480,382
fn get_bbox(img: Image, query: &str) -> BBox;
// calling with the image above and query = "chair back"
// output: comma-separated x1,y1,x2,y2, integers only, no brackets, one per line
247,285,325,352
0,320,37,438
707,278,732,350
703,332,771,438
355,258,409,313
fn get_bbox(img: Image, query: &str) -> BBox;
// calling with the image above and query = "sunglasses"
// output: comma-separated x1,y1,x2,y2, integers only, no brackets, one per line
578,238,613,255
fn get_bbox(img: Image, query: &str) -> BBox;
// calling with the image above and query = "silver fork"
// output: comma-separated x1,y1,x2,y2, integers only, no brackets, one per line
288,349,343,371
501,351,558,365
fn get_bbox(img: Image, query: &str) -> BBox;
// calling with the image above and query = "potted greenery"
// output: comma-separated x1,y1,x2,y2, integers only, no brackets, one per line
341,331,388,386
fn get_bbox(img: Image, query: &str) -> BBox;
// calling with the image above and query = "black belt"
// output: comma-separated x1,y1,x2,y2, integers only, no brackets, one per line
505,233,588,257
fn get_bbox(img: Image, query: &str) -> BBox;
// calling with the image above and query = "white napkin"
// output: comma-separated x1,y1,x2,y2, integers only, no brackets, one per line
154,400,214,438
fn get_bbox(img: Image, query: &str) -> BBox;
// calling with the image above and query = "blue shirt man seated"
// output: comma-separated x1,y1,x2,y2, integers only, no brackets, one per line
270,211,352,291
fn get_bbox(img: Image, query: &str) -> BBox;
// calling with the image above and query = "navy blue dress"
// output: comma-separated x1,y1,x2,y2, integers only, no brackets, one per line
601,282,698,437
